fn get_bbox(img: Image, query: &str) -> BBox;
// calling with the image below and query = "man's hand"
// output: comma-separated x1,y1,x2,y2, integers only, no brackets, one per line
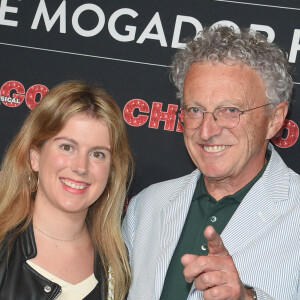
181,226,253,300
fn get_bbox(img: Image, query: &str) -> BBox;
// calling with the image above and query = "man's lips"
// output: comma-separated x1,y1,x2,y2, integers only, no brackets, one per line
60,178,90,190
203,145,231,153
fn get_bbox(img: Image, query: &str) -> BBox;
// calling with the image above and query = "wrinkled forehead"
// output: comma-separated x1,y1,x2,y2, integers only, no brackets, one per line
183,62,267,108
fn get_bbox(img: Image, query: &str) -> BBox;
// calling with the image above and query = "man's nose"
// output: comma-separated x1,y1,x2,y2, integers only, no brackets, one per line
198,112,223,141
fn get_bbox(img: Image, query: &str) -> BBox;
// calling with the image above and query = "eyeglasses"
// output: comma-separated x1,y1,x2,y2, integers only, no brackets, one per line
179,103,273,129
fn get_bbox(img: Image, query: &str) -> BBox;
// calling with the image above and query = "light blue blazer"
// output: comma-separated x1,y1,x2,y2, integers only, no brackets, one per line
122,144,300,300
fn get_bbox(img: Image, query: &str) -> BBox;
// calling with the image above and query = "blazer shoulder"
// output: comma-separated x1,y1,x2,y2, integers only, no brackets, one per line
139,169,198,198
128,169,199,213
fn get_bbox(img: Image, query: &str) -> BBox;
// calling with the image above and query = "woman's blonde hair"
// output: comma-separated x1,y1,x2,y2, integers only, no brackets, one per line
0,80,134,299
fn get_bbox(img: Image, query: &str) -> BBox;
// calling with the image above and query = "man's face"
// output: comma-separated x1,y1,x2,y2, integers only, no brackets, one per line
183,62,275,188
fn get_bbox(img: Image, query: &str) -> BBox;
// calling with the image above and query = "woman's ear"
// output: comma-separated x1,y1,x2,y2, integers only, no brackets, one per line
30,148,40,172
266,102,288,140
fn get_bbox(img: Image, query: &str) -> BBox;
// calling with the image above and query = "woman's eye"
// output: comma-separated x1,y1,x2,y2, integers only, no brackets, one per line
91,151,104,160
60,144,73,152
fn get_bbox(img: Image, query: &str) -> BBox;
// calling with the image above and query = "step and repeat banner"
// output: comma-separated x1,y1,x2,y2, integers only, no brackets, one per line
0,0,300,196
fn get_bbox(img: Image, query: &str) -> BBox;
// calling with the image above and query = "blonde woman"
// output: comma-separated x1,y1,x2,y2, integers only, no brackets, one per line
0,81,133,300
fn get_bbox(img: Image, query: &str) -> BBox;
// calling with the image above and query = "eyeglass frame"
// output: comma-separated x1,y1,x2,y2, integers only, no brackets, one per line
178,103,274,129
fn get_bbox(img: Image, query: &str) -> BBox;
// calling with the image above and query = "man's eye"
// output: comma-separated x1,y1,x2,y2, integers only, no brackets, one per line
60,144,73,152
188,107,201,114
227,107,239,113
219,107,240,116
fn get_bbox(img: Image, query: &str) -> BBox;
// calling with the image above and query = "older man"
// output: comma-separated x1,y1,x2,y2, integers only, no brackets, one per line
122,26,300,300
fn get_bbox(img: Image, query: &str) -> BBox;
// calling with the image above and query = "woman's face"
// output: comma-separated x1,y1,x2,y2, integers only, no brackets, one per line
30,113,111,217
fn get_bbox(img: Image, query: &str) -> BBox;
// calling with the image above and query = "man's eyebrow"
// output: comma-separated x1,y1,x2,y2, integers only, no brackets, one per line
184,98,243,108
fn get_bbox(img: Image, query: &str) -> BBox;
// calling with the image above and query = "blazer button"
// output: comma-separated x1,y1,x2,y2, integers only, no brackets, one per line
44,285,52,293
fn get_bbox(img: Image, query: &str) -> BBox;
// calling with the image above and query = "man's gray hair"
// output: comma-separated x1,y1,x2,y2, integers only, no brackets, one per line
171,26,293,106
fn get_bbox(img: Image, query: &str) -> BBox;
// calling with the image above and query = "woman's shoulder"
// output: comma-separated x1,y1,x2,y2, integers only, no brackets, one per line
0,222,33,262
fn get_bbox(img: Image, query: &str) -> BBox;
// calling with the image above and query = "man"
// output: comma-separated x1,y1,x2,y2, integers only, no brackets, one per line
122,26,300,300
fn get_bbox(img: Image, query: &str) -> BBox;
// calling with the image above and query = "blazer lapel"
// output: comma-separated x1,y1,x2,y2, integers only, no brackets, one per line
154,169,200,298
221,149,290,255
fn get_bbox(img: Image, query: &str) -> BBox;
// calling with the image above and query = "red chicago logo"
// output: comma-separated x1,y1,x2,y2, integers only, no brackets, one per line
271,119,299,148
123,99,183,132
0,82,298,148
0,80,49,110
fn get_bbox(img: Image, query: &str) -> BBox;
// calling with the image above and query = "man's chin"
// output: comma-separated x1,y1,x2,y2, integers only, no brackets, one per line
201,165,235,181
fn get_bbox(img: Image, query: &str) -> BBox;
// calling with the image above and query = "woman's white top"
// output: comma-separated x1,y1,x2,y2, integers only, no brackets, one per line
27,260,98,299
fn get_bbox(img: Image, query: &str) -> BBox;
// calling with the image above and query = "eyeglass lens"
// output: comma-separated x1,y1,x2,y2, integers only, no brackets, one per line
179,108,240,129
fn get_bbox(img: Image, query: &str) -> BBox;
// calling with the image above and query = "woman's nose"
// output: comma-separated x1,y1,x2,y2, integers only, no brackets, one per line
71,153,88,175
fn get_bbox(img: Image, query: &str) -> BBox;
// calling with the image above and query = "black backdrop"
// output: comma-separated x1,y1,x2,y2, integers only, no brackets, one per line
1,0,300,197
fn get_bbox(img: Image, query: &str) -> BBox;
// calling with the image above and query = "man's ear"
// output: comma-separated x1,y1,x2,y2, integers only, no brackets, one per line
30,148,40,172
266,102,288,140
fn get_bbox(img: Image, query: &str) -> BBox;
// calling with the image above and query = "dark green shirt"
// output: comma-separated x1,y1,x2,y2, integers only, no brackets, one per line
160,151,270,300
